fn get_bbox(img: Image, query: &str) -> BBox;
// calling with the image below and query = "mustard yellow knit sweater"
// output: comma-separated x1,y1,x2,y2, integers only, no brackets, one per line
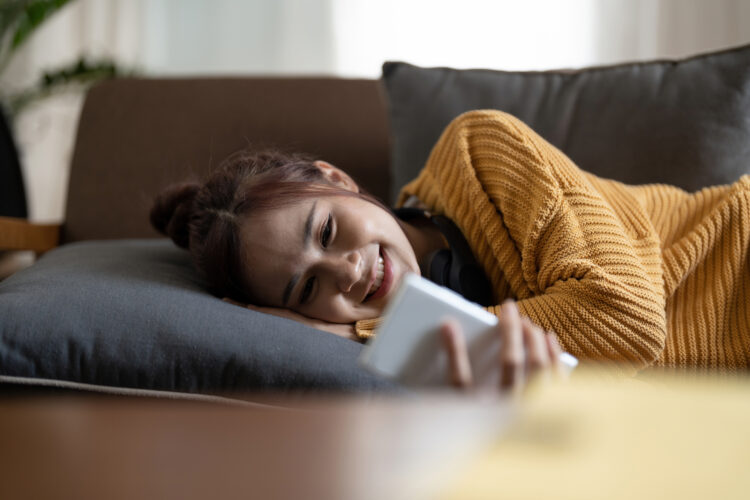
356,110,750,373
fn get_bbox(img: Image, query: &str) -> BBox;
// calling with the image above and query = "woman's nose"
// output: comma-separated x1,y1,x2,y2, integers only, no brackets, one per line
329,251,362,293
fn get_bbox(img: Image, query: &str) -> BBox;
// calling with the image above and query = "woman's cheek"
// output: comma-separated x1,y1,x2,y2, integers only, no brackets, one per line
332,296,357,323
396,247,418,276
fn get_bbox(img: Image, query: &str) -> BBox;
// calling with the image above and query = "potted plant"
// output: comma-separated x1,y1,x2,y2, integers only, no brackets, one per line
0,0,123,276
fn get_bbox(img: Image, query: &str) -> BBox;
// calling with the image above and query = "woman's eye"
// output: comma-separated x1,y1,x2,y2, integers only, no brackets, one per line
321,214,332,248
300,277,315,304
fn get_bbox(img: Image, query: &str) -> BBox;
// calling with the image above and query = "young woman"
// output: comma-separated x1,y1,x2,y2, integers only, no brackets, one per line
151,110,750,387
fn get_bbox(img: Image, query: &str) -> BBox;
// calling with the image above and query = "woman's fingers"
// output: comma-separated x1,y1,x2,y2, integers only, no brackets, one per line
545,331,564,378
440,319,473,388
498,300,524,392
442,305,565,393
522,317,551,380
223,298,356,340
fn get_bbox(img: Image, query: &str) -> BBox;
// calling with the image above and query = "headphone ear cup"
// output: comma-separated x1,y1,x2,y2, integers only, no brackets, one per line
458,265,494,306
400,210,494,306
427,249,452,287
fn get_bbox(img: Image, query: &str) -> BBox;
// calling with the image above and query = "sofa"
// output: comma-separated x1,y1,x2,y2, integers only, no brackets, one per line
1,44,748,401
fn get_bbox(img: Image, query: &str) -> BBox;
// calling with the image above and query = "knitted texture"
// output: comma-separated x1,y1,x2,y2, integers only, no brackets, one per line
356,110,750,373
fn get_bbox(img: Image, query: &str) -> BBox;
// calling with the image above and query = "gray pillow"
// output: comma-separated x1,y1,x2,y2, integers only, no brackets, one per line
0,239,397,398
382,45,750,201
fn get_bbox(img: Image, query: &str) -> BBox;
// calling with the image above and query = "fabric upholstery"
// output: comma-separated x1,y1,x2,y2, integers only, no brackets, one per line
4,78,396,397
65,78,391,242
382,45,750,200
0,239,397,395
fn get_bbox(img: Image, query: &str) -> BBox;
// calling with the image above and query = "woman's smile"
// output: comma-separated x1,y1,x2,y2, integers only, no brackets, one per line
365,246,394,302
363,250,384,299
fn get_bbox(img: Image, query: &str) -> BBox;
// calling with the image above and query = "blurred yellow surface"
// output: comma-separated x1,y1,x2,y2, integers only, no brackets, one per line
444,369,750,500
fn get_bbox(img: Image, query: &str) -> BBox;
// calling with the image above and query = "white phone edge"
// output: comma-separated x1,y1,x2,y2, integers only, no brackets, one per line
360,273,578,385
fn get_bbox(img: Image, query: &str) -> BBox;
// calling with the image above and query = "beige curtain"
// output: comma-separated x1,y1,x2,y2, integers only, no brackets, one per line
593,0,750,63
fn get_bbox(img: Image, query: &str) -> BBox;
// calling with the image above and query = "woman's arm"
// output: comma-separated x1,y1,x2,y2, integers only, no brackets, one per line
488,113,666,372
490,179,666,374
223,298,357,341
401,110,667,374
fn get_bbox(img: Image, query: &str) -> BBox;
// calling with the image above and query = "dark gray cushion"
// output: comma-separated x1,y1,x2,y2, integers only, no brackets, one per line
382,45,750,201
0,240,396,397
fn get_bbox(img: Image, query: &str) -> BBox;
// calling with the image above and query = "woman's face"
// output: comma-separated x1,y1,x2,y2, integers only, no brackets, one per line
239,163,420,323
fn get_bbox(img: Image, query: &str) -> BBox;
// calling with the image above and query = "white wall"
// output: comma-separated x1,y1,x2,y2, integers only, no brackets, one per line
137,0,337,75
592,0,750,63
331,0,600,76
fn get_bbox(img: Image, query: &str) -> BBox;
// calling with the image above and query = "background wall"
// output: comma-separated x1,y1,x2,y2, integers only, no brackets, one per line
2,0,750,223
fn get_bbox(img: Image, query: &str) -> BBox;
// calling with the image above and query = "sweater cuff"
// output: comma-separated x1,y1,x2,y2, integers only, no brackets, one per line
485,305,503,318
354,317,382,341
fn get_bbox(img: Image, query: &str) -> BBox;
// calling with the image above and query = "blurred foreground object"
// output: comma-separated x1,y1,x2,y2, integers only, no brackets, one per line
444,371,750,500
1,372,748,499
0,393,513,500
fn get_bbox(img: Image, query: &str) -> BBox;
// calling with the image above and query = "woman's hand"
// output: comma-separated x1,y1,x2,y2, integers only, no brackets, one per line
440,300,565,394
222,298,357,340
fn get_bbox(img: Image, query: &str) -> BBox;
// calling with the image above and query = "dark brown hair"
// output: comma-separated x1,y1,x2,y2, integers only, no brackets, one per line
150,149,383,301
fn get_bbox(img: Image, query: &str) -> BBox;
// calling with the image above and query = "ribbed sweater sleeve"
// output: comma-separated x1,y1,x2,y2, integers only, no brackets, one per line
398,110,668,373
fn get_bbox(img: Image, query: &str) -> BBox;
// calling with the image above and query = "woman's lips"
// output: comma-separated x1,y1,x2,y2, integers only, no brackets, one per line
368,247,393,301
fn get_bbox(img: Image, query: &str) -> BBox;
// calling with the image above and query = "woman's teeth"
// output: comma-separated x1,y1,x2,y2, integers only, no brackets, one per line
368,255,385,296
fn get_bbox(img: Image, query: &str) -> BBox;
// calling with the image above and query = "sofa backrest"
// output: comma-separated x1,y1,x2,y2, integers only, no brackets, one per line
64,77,390,243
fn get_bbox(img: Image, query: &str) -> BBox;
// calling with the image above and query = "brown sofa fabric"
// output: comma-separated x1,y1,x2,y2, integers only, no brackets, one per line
65,77,391,243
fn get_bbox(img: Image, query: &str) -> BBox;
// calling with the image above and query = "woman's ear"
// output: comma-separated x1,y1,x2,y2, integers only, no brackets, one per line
313,160,360,193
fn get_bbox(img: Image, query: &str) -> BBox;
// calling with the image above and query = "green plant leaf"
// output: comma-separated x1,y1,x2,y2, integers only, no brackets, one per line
0,1,31,42
5,56,125,116
10,0,72,50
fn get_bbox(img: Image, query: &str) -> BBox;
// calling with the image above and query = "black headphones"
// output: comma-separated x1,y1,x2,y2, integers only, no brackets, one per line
395,208,494,307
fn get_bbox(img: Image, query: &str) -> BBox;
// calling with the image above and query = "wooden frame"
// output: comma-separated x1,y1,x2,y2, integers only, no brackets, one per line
0,216,61,254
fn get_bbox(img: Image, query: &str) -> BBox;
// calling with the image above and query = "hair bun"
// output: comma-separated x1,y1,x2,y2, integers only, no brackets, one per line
150,182,200,248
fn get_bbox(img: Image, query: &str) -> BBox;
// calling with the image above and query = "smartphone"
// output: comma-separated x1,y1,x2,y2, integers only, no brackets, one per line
359,273,578,388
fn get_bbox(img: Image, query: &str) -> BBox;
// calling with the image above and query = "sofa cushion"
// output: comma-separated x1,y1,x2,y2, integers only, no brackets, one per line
382,45,750,200
0,239,397,398
65,78,391,242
